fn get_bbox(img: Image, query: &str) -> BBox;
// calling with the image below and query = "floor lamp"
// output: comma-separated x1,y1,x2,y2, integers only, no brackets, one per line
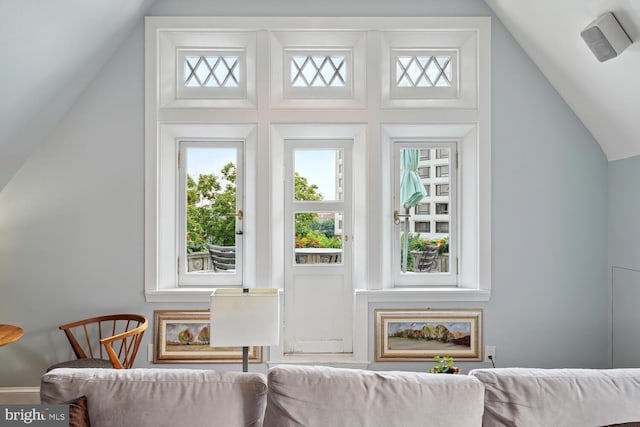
209,288,280,372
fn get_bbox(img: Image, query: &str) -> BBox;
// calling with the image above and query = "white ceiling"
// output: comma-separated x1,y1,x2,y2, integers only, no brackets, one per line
0,0,638,191
485,0,640,161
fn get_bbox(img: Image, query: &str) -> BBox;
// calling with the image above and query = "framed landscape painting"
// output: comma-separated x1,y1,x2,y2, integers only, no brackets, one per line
153,310,262,364
375,309,482,362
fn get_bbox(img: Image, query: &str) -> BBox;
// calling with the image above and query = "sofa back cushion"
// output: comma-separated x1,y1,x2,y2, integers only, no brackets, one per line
41,368,267,427
470,368,640,427
264,365,485,427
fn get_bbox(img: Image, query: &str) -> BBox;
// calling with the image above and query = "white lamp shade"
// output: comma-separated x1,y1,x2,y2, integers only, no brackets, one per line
209,288,280,347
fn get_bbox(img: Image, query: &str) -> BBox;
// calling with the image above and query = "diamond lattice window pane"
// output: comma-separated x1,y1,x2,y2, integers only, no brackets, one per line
184,55,240,88
302,58,318,84
396,55,452,88
290,55,347,88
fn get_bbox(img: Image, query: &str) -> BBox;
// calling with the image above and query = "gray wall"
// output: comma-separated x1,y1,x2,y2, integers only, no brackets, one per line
609,155,640,273
609,155,640,367
0,0,609,386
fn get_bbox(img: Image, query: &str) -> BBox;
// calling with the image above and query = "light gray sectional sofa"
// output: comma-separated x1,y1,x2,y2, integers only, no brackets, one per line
40,368,268,426
41,365,485,427
264,364,485,427
470,367,640,427
41,365,640,427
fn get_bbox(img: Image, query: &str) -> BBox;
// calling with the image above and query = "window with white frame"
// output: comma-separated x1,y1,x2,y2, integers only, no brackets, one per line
177,141,244,286
145,17,491,310
392,141,457,286
146,123,256,297
381,120,489,294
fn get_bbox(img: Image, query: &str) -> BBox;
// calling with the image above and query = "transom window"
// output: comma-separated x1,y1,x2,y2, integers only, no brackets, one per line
396,55,452,88
184,55,240,88
175,47,249,102
291,55,347,88
282,49,353,100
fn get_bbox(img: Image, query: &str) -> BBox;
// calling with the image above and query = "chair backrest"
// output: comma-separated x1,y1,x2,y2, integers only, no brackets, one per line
59,314,148,369
207,244,236,272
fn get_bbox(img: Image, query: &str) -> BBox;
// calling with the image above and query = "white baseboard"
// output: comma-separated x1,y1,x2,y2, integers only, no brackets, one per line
0,387,40,393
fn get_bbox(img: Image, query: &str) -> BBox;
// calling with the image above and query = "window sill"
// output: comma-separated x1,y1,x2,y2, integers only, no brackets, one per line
355,287,490,302
145,287,491,303
145,289,214,303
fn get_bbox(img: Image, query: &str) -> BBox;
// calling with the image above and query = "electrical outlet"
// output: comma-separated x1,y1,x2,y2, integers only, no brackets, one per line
148,343,154,362
484,345,496,363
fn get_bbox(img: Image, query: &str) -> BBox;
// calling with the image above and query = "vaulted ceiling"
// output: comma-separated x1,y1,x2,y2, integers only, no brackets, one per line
486,0,640,162
0,0,156,190
0,0,638,191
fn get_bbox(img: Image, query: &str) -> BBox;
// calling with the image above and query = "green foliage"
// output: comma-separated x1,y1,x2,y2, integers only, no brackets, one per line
292,173,340,248
294,173,322,238
295,231,341,248
187,166,337,253
407,235,449,254
186,164,237,252
294,173,322,201
311,218,336,238
186,229,207,253
429,356,455,373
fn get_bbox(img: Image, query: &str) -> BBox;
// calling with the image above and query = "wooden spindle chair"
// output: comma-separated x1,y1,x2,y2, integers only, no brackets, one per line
47,314,147,371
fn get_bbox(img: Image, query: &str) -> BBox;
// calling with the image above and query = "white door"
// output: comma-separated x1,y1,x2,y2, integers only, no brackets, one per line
283,139,353,353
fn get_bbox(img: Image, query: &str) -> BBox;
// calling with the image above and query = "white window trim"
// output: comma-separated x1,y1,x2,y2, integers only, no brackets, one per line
284,50,352,98
177,49,247,99
270,124,368,295
381,123,490,293
177,140,244,287
392,140,458,287
380,29,480,109
145,123,257,302
390,49,459,99
270,30,367,109
156,29,257,109
145,17,490,314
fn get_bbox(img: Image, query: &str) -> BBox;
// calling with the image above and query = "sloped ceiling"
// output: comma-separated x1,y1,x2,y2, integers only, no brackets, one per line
0,0,157,191
0,1,638,191
485,0,640,161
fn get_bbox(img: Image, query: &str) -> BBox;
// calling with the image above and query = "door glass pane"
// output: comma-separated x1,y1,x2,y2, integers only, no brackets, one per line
294,212,343,265
294,149,343,202
398,147,450,275
185,146,238,274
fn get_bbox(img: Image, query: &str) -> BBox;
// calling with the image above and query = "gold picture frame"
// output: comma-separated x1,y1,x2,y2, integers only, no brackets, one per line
375,308,482,362
153,310,262,364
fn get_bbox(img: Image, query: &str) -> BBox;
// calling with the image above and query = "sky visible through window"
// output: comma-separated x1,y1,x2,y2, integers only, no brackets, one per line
187,147,337,201
295,150,337,200
187,147,236,178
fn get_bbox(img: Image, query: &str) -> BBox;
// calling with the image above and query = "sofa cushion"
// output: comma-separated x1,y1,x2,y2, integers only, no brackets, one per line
41,368,267,427
264,365,485,427
470,368,640,427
